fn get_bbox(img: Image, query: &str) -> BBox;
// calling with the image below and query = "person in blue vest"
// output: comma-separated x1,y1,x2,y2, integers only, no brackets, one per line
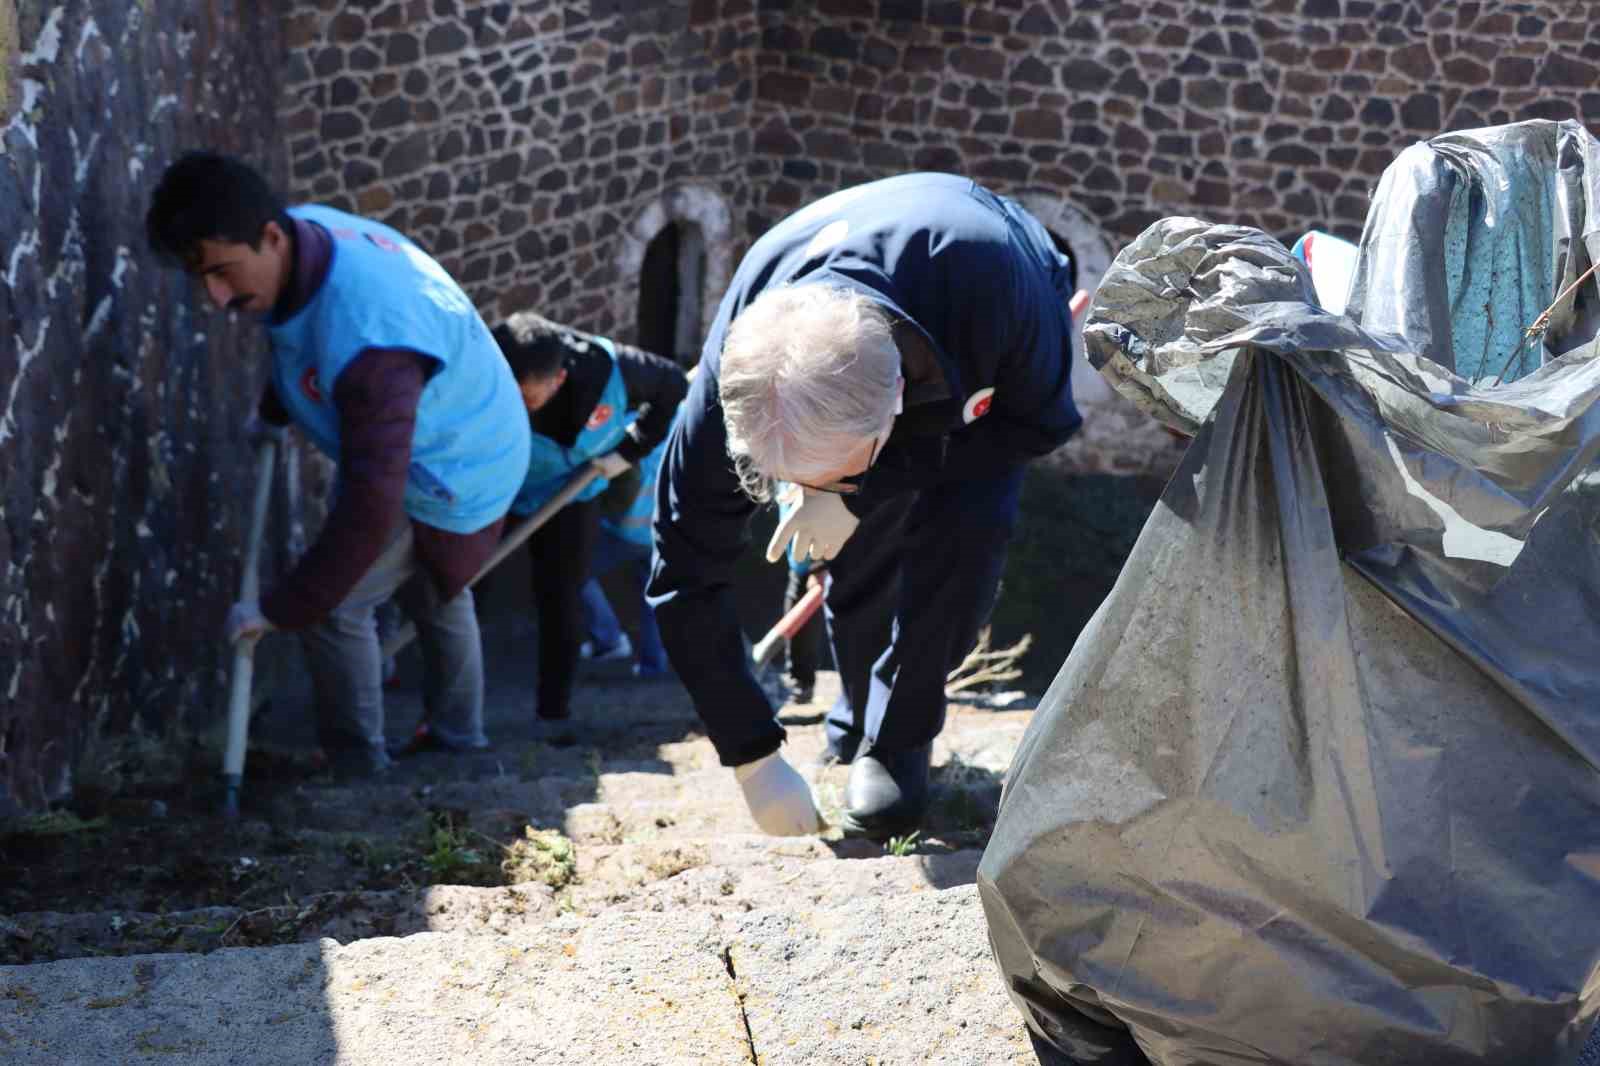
494,313,687,721
649,173,1083,837
779,546,824,705
577,430,674,680
145,152,530,777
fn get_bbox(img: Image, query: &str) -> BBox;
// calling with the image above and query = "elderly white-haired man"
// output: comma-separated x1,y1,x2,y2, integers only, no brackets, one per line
648,173,1083,837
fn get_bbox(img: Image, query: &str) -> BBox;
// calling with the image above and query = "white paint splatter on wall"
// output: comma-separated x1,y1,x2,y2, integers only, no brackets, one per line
0,0,292,812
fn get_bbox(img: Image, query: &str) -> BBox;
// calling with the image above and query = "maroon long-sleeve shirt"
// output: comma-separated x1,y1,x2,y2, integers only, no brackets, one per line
258,218,504,629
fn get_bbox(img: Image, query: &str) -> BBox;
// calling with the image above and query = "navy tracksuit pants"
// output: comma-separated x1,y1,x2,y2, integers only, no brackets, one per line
819,466,1025,758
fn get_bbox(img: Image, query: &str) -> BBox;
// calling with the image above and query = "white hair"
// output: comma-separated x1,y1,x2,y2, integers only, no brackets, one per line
719,284,900,502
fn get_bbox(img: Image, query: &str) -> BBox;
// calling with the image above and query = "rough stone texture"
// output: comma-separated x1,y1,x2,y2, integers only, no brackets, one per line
0,886,1028,1065
272,0,1600,479
0,845,981,961
727,887,1036,1064
575,845,984,919
278,0,1600,318
0,909,749,1064
0,883,562,963
279,1,759,341
0,3,298,813
737,1,1600,247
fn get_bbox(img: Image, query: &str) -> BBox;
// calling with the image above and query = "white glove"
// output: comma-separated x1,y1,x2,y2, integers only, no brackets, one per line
734,751,824,836
592,451,631,479
225,599,275,647
765,487,859,564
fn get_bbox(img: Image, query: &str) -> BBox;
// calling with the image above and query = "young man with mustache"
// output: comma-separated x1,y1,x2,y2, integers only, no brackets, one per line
146,152,529,777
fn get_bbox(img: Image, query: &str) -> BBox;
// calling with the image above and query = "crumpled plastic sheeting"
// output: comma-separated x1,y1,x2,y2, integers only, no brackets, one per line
1345,119,1600,384
981,121,1600,1066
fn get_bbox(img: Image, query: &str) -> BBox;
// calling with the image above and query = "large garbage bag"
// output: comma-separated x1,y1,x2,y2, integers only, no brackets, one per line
980,119,1600,1066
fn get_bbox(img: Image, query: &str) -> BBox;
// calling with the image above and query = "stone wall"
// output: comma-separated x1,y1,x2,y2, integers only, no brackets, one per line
738,0,1599,476
742,0,1600,246
0,1,287,812
281,1,1600,337
280,0,760,349
278,0,1600,476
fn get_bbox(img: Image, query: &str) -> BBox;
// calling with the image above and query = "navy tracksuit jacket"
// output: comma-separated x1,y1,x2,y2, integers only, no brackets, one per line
648,173,1081,767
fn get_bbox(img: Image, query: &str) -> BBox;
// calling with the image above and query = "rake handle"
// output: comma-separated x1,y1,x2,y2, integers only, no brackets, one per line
380,462,604,660
751,582,825,672
222,439,278,819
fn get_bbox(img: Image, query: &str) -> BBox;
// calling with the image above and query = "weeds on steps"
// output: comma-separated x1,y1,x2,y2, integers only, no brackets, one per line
886,831,921,857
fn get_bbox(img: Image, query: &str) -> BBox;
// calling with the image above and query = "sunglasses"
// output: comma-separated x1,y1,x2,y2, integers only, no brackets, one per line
792,421,892,496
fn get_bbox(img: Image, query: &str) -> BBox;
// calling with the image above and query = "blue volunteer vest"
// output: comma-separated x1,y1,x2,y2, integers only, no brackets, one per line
601,428,669,548
267,205,530,533
511,338,632,516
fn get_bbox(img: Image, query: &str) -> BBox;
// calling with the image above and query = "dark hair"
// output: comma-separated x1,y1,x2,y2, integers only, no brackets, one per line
145,152,291,268
493,311,590,382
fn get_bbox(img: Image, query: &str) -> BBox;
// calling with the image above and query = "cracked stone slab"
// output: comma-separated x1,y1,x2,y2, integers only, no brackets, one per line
728,883,1032,1064
0,910,747,1065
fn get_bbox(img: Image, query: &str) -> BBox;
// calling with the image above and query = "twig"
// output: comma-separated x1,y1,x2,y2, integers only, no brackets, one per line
945,668,1024,695
945,628,1032,695
217,890,356,946
217,906,278,947
1491,260,1600,386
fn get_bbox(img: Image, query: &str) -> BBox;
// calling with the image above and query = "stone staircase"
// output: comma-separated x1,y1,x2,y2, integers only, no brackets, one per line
0,612,1051,1064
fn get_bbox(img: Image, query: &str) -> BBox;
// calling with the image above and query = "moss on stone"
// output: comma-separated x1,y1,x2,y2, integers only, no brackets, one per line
502,826,578,889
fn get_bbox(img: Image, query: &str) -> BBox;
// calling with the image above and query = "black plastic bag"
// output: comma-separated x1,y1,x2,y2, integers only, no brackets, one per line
982,121,1600,1065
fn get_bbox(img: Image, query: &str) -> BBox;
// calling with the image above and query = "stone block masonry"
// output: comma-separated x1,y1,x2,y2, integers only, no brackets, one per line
0,1,290,812
280,0,1600,482
283,1,1600,354
738,1,1600,246
721,1,1600,546
281,0,761,342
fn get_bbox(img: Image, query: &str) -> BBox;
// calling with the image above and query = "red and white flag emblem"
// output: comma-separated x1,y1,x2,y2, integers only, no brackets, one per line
963,387,994,424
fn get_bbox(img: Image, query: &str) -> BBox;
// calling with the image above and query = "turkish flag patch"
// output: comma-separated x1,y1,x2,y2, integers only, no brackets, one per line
300,367,324,404
586,403,614,430
962,387,995,424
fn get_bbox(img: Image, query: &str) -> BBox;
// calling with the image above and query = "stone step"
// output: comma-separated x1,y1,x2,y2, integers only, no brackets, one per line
271,706,1031,839
0,884,563,965
2,675,1035,975
0,884,1033,1065
1,837,985,964
270,767,1006,852
567,840,984,918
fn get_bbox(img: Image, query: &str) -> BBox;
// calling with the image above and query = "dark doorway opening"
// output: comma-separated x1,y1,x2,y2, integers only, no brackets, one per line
637,223,680,361
636,221,707,366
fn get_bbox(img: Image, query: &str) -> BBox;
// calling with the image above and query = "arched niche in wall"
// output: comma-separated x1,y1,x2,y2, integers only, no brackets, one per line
617,185,733,367
1012,190,1117,404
